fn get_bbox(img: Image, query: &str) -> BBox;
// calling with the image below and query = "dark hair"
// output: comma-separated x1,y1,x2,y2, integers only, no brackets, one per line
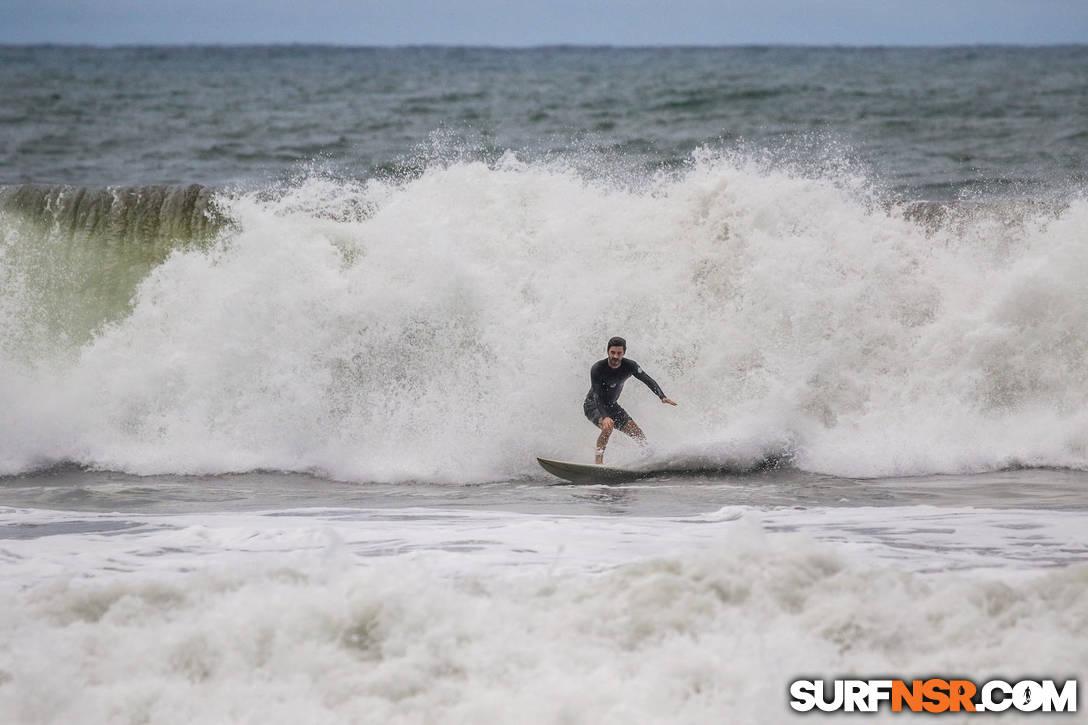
606,336,627,351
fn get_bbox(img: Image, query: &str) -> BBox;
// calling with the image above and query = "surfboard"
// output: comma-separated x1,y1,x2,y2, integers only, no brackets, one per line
536,457,652,484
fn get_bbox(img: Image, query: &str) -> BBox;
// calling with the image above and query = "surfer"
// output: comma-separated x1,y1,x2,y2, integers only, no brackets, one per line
584,336,677,464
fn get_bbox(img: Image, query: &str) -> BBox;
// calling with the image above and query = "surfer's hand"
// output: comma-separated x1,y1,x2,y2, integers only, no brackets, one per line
661,398,677,406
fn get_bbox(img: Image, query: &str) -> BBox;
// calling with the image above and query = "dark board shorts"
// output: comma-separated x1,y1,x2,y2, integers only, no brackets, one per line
583,399,632,430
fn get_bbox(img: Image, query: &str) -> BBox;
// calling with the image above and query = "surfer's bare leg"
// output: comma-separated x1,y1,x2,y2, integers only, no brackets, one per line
621,420,649,449
595,416,615,464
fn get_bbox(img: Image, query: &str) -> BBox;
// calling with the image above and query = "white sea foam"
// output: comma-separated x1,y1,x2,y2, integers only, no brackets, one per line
2,153,1087,479
0,505,1085,724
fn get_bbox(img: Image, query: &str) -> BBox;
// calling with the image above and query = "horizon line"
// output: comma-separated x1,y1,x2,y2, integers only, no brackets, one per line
2,41,1087,50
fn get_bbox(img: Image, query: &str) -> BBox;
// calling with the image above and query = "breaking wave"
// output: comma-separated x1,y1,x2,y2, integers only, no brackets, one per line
1,152,1086,480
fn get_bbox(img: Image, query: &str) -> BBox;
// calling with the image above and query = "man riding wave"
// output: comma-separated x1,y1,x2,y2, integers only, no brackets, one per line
584,336,677,464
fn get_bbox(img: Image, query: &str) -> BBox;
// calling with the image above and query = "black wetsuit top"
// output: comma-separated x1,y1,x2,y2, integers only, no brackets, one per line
583,358,666,425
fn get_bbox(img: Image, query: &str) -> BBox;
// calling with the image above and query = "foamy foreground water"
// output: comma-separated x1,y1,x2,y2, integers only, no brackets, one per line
1,471,1086,724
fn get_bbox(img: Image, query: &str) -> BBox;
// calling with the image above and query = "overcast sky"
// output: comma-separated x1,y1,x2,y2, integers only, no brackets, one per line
3,0,1087,46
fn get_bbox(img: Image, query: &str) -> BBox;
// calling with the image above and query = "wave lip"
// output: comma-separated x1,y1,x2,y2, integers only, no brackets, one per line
0,184,224,244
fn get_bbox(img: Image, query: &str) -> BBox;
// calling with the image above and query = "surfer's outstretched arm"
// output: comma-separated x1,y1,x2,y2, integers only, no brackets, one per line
632,366,665,398
632,366,677,406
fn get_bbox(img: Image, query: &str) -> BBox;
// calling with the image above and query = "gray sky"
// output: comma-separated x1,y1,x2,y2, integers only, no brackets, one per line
3,0,1087,45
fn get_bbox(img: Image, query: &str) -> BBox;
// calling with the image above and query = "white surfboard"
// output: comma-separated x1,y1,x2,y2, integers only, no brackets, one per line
536,457,652,484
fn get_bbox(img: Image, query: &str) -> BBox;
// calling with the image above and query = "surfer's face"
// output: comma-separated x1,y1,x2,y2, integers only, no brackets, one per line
607,345,625,368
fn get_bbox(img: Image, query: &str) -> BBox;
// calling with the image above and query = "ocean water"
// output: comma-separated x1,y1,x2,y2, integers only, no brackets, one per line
1,46,1087,723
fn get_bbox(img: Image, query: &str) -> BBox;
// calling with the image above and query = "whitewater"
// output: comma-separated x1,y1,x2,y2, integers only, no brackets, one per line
3,153,1088,480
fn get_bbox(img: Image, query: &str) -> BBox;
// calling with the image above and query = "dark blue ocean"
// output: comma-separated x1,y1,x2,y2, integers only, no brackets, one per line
2,45,1086,198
